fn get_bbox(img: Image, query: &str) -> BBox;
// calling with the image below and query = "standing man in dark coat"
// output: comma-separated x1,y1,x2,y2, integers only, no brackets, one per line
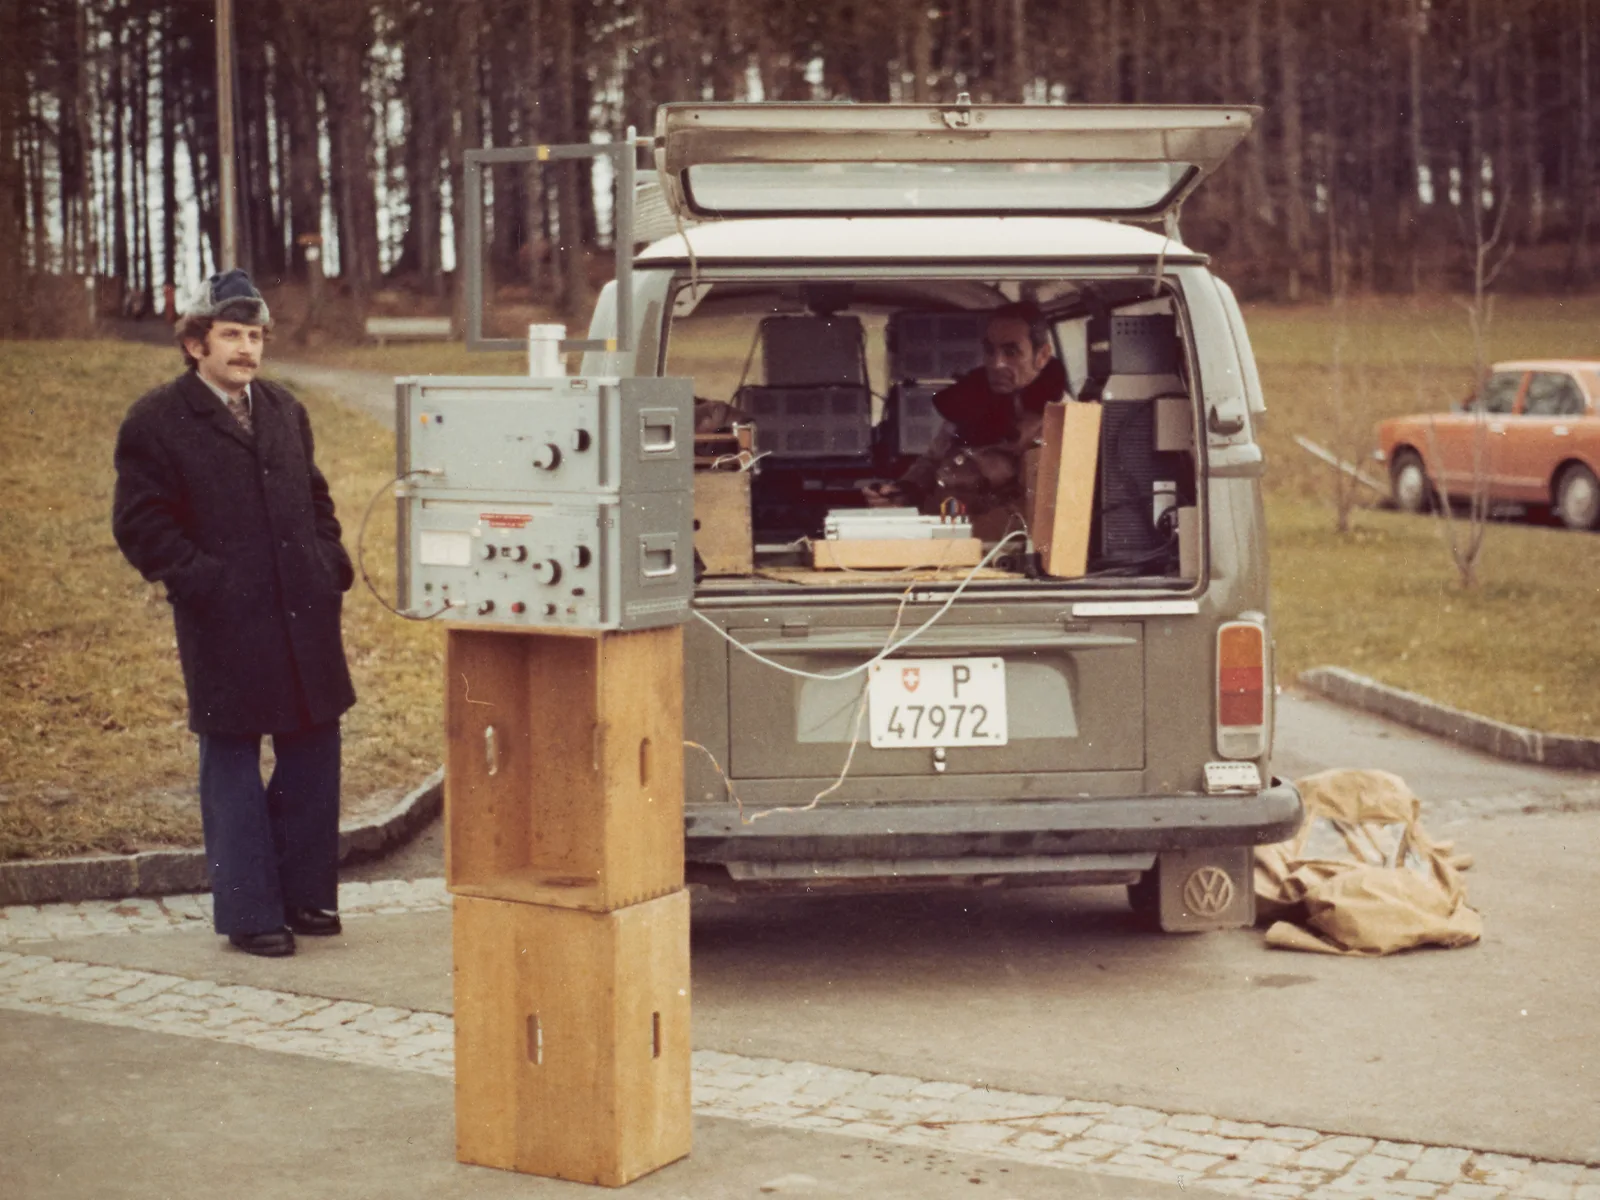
112,270,356,958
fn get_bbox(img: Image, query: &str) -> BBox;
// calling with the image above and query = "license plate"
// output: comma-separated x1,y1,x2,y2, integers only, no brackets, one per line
867,657,1008,748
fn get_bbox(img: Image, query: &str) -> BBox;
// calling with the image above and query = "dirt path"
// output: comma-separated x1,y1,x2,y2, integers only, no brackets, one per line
267,361,397,430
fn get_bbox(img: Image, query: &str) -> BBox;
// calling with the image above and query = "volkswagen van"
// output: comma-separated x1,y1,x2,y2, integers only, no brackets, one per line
571,102,1300,931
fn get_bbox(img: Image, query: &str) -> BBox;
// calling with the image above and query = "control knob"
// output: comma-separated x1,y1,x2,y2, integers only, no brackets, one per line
531,559,562,586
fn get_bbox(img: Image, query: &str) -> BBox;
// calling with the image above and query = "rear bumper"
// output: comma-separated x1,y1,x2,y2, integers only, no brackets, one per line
685,777,1302,863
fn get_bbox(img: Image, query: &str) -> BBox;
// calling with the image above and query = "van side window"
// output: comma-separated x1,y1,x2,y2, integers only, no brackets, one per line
1523,372,1586,417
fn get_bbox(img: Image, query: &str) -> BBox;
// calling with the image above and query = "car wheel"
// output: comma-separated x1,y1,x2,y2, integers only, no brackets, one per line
1555,464,1600,531
1389,450,1433,514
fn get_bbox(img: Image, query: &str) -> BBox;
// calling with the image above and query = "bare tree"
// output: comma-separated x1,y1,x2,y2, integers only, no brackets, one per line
1425,175,1516,589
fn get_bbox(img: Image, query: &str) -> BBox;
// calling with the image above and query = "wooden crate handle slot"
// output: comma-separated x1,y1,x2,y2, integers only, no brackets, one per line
527,1013,543,1065
484,725,500,777
651,1011,661,1059
639,737,651,785
480,723,499,780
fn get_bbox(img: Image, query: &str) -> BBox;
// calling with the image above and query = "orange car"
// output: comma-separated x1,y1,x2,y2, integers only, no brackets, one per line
1374,359,1600,529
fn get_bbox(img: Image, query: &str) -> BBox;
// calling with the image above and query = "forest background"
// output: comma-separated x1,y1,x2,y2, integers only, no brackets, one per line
2,0,1599,340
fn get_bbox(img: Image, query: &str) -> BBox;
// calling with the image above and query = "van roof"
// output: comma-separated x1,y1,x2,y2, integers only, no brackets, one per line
634,216,1204,267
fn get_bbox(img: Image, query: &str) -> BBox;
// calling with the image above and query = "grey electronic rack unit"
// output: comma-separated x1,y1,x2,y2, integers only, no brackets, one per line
395,375,694,631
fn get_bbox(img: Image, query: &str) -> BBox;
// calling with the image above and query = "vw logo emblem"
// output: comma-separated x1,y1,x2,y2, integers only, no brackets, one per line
1183,866,1236,917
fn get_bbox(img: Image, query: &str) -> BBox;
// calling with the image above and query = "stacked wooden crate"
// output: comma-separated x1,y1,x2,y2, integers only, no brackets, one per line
446,626,691,1187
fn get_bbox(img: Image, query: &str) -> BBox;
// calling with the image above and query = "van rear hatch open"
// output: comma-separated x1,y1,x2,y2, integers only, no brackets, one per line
655,102,1258,221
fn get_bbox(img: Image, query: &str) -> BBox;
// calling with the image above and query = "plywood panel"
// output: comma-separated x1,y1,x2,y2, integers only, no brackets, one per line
454,891,692,1186
693,471,753,576
445,627,684,910
1031,401,1102,578
444,630,533,889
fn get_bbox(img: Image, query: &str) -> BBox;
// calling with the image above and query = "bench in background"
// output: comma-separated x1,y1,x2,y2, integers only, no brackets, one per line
365,315,452,344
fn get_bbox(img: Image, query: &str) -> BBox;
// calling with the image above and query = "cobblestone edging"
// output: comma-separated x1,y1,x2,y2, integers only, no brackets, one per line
0,767,444,909
2,943,1596,1200
1298,669,1600,771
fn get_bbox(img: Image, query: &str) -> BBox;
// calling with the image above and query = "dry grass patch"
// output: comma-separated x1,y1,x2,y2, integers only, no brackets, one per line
0,340,443,861
1269,499,1600,736
1250,294,1600,737
5,295,1597,858
283,342,528,377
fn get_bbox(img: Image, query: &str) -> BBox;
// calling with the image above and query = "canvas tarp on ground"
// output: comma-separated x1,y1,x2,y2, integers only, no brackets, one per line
1255,768,1482,956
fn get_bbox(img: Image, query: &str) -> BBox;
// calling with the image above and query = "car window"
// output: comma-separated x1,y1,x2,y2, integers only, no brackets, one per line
1523,372,1587,417
1472,371,1522,414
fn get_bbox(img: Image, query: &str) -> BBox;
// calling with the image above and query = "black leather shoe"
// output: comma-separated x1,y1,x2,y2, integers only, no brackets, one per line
286,907,342,936
228,928,295,957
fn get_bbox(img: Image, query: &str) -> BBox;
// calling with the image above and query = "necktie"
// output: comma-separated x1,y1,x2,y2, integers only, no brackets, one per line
226,395,252,434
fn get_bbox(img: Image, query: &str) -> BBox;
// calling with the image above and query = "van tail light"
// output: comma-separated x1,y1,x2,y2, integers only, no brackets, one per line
1216,621,1268,759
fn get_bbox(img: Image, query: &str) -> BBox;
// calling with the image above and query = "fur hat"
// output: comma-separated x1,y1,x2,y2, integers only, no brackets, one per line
186,269,270,325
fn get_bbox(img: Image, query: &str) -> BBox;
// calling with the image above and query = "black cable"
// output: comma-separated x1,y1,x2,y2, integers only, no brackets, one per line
356,469,452,622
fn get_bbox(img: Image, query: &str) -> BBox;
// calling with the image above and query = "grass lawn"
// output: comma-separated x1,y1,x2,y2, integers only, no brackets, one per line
0,341,443,861
1269,499,1599,733
284,341,527,378
3,294,1597,860
1247,295,1600,734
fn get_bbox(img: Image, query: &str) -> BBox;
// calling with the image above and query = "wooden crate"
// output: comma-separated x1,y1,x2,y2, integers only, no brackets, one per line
454,891,692,1186
445,626,684,911
1030,401,1102,578
693,470,753,576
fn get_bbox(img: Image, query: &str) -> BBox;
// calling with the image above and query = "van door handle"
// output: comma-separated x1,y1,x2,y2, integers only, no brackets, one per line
1554,426,1570,436
1488,422,1506,434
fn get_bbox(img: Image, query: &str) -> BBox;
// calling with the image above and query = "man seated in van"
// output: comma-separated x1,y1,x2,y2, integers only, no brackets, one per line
863,302,1068,530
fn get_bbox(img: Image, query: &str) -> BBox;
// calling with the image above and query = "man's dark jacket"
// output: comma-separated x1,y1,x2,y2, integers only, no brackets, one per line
933,356,1069,446
112,371,356,736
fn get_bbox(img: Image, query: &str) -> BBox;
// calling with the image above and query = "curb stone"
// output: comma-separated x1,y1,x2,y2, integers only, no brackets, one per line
0,767,443,908
1298,667,1600,771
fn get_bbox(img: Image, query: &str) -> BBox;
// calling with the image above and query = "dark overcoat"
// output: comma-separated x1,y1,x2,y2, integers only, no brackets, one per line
112,371,357,736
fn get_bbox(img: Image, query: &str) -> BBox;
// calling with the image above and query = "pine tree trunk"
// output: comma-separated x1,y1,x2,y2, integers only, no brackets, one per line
551,0,588,319
276,4,323,285
449,0,483,334
0,0,26,333
487,0,520,283
323,6,378,299
110,2,130,297
1572,0,1593,284
1277,0,1306,299
160,4,178,308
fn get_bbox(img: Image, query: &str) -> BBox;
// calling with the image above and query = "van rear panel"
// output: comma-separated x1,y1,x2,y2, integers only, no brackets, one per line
721,610,1145,780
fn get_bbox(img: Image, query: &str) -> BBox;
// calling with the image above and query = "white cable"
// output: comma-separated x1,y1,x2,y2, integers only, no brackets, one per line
740,581,918,823
690,531,1026,682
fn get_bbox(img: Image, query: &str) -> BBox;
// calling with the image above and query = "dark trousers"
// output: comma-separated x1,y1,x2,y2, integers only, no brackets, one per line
197,722,341,936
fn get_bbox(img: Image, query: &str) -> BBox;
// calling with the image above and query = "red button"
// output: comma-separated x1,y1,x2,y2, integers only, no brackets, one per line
510,602,526,614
